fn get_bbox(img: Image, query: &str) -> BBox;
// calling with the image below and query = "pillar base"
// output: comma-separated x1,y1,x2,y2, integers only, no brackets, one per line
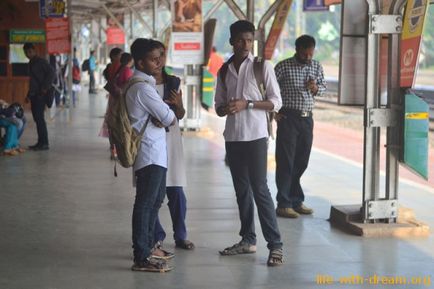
329,205,430,237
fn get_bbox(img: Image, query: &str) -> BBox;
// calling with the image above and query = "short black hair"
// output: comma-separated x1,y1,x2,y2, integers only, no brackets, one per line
230,20,255,40
109,48,123,60
120,52,133,66
23,43,35,51
295,35,316,50
154,40,165,50
130,38,161,63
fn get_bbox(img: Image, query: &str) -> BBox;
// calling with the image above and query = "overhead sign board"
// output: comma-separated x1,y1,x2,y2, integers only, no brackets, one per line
39,0,66,18
400,0,429,88
171,0,204,64
303,0,329,11
9,30,45,43
45,18,71,54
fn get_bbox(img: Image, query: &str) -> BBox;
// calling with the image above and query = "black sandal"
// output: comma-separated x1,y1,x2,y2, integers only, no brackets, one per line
175,239,195,250
267,248,284,267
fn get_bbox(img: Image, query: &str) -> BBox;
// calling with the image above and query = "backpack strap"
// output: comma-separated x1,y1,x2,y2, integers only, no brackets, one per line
218,55,234,92
253,56,266,100
123,77,151,136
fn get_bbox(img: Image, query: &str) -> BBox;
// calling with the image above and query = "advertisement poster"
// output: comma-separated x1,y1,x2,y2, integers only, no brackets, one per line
171,0,204,65
106,13,125,45
39,0,65,18
400,0,428,87
45,17,71,54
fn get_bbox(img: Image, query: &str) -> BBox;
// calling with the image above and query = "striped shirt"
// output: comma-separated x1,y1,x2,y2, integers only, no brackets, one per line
274,56,326,112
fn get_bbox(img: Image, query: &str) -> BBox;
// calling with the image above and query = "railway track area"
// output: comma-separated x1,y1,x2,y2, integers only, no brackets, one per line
315,93,434,148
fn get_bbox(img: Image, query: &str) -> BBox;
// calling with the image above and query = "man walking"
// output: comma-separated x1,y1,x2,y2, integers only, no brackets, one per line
214,20,284,266
23,43,55,151
274,35,326,218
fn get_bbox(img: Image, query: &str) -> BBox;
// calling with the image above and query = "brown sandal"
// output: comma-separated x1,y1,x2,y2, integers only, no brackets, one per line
267,248,284,267
131,258,173,272
151,242,174,260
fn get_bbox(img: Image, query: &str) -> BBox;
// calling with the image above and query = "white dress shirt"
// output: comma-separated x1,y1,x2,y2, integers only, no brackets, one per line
214,53,282,142
125,70,175,171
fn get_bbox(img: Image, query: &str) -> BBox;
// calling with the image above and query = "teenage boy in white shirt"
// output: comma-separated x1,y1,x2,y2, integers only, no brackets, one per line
214,20,284,267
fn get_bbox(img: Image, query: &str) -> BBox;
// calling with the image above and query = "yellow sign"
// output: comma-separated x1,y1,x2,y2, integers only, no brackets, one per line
9,30,45,43
405,112,429,119
402,0,429,40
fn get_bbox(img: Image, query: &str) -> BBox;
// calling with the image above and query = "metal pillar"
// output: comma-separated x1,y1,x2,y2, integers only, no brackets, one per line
257,0,282,57
223,0,246,20
123,0,152,35
363,0,381,221
152,0,158,38
385,0,406,205
67,0,73,104
247,0,254,22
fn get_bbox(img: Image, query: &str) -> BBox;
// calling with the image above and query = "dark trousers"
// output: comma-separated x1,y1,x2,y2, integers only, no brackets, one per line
30,98,48,146
154,186,188,242
275,112,313,208
132,165,167,263
89,70,95,92
226,138,282,250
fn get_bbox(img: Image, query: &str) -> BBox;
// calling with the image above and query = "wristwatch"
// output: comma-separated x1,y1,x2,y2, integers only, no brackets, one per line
247,100,254,109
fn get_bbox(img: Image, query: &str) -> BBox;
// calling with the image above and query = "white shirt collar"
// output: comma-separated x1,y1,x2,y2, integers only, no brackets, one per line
133,69,156,85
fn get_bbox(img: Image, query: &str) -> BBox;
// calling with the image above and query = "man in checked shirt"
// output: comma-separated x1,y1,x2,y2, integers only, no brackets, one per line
274,35,326,219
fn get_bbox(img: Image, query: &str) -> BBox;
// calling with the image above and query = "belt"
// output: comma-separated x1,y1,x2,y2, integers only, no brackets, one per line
280,108,312,118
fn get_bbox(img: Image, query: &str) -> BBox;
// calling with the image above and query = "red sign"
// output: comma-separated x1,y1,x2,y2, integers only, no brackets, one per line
174,42,201,50
106,27,125,45
400,36,421,87
45,17,70,54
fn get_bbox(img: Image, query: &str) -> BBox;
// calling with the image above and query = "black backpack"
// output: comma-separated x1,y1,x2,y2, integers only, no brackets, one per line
82,59,90,72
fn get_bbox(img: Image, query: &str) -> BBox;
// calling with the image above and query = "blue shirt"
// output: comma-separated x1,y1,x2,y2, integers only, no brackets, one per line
125,70,175,171
89,55,96,71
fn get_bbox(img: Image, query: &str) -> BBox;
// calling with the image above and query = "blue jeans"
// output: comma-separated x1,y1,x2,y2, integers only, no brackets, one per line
132,165,167,263
154,186,188,242
275,112,313,208
0,119,18,150
226,138,283,250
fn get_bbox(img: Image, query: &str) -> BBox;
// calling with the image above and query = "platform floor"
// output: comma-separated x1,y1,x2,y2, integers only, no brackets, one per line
1,91,433,289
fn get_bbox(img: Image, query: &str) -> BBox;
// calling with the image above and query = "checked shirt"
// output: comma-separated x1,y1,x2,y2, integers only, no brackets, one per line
274,56,326,112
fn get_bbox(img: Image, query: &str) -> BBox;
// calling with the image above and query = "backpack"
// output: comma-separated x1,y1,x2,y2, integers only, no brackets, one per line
106,77,150,174
72,65,81,84
218,56,274,138
81,59,89,72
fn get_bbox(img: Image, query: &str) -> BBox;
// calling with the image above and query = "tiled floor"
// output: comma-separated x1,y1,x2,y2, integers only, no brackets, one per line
0,91,433,289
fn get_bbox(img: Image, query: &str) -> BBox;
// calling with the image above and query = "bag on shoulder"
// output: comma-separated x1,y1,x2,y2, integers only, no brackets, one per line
72,65,81,84
106,77,150,171
81,59,89,72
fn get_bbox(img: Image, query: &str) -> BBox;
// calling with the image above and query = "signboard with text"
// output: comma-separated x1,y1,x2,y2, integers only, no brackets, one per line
171,0,204,64
106,13,125,45
10,30,45,43
45,17,70,54
400,0,428,87
40,0,65,18
303,0,328,11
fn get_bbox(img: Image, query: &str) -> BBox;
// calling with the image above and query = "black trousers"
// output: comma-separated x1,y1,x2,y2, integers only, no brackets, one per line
275,112,313,208
89,70,95,92
30,98,48,146
226,138,282,250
